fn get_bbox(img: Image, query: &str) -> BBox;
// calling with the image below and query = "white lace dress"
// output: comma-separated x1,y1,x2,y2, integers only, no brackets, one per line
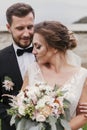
27,62,87,130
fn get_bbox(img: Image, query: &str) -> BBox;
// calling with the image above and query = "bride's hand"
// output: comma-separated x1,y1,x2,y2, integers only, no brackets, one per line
77,103,87,118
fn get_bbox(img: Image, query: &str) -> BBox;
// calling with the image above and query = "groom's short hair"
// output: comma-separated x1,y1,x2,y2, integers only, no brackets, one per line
6,2,35,25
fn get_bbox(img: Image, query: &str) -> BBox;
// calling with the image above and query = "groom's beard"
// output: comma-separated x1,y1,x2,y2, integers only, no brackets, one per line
12,34,33,48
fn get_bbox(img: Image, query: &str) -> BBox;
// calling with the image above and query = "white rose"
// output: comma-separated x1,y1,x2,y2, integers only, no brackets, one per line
36,114,46,122
36,95,52,109
18,106,25,115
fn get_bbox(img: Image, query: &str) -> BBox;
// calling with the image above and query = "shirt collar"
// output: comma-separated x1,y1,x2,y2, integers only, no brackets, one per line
12,41,32,54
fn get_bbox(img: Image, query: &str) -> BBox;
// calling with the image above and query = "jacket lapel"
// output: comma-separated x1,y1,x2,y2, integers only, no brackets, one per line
7,45,23,91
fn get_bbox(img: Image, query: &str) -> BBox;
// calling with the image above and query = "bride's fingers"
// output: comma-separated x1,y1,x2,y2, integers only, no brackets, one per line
79,103,87,106
84,114,87,118
78,103,87,110
78,104,87,114
79,106,87,109
79,107,87,113
80,109,87,113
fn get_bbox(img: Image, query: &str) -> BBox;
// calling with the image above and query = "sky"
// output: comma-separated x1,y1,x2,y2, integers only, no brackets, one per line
0,0,87,26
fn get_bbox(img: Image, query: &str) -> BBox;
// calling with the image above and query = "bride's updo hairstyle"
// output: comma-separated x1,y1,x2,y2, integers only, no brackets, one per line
34,21,77,53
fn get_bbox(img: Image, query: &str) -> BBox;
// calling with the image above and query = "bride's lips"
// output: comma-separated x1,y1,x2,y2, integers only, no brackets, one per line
35,56,38,60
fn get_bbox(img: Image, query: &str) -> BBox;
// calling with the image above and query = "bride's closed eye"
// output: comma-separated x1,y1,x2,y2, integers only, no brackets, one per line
36,45,41,49
33,43,41,50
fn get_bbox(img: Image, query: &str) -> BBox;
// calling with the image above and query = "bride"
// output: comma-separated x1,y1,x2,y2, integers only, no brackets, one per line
22,21,87,130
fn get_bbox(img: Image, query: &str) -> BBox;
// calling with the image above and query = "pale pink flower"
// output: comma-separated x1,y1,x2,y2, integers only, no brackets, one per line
3,79,14,91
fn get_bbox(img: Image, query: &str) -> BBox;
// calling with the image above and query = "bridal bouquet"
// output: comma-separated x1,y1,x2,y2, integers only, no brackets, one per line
6,82,71,130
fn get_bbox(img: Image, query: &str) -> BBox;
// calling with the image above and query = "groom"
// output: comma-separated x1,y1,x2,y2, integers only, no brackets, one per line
0,3,35,130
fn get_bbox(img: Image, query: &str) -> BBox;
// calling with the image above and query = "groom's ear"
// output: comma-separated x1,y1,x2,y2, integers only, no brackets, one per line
6,23,11,33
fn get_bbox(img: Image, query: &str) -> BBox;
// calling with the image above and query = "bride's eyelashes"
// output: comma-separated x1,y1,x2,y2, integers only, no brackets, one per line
36,45,41,49
33,43,41,50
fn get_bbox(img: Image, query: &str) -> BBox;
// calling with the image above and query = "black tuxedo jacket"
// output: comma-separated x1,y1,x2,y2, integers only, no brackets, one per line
0,45,23,130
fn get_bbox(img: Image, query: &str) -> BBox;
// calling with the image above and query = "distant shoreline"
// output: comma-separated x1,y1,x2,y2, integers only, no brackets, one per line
1,24,87,32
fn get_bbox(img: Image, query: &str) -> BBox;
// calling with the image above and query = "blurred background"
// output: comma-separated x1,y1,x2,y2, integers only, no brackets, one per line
0,0,87,26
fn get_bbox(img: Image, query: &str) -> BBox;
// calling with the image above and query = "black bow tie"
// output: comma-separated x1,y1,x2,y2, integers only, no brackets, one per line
17,47,33,56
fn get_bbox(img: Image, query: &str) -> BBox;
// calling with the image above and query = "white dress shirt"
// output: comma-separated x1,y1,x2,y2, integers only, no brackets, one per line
13,43,35,79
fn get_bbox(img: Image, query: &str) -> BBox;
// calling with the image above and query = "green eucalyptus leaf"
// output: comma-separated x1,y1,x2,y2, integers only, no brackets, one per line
48,116,57,130
64,107,71,121
64,98,70,106
10,115,16,126
63,98,71,121
56,119,64,130
4,76,12,81
60,119,71,130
